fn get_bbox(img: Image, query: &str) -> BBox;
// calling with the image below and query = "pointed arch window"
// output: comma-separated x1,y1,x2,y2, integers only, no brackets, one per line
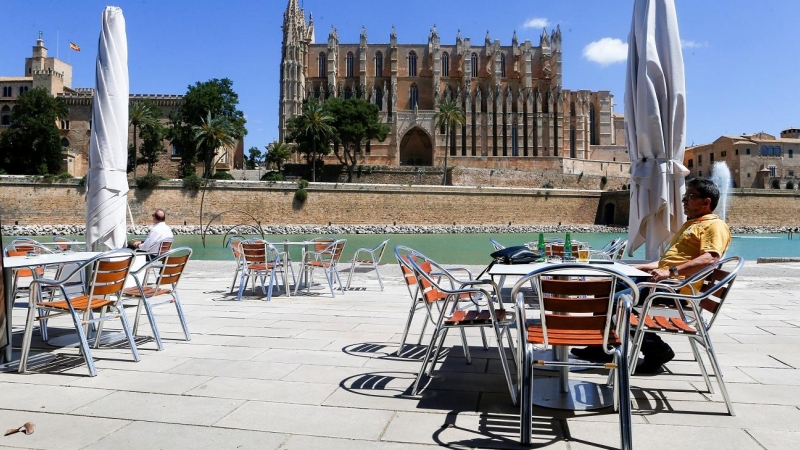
376,89,383,110
61,138,70,148
470,53,478,77
511,123,519,156
408,51,418,77
500,53,506,77
375,51,383,76
410,83,419,109
318,52,327,77
589,102,598,145
346,52,354,78
441,52,449,77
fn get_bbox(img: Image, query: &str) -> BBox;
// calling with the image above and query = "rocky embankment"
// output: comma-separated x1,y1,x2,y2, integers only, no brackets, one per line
1,224,795,236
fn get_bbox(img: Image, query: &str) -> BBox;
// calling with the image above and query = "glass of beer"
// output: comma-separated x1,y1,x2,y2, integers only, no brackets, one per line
577,248,590,262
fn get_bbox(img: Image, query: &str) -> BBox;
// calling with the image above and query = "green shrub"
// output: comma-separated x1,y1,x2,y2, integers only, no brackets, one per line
787,181,795,190
600,175,608,185
771,179,781,189
298,179,309,189
55,172,73,180
78,175,87,187
182,173,203,191
260,172,285,181
542,181,554,189
294,188,308,204
136,173,165,189
211,171,235,180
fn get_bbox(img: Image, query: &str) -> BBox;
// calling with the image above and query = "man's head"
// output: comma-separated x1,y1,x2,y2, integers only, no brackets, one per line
152,209,166,223
682,178,720,219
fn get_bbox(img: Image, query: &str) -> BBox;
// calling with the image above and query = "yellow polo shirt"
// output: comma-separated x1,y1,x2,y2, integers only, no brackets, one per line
658,214,731,276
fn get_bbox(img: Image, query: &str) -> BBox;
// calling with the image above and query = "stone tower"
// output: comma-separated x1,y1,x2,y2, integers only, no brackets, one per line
278,0,313,142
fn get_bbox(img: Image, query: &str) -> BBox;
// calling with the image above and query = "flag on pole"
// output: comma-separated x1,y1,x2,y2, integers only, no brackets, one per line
69,41,81,52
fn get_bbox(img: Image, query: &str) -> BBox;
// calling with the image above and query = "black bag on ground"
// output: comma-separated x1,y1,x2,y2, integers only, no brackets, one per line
490,246,541,265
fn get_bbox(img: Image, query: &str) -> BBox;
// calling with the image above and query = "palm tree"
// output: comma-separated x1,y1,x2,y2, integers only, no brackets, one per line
293,99,334,182
434,100,466,185
128,101,159,179
265,140,292,172
192,111,236,178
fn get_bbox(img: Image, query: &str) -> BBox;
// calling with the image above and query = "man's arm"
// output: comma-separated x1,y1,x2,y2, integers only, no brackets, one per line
137,231,159,253
649,251,721,282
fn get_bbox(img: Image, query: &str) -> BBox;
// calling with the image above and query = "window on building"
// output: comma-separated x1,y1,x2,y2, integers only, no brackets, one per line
687,158,694,168
747,173,751,178
346,52,354,78
171,145,180,157
375,51,383,76
441,52,449,77
735,149,739,155
774,145,782,157
318,52,326,77
61,138,70,148
789,149,794,158
60,120,70,130
408,51,418,77
409,83,419,109
710,152,715,162
0,115,9,126
470,52,478,77
721,150,727,157
589,103,598,145
769,165,777,177
746,148,751,155
500,53,506,77
344,87,353,99
761,145,769,156
789,170,795,177
512,123,519,156
698,171,702,177
2,86,12,97
698,154,703,166
19,87,24,95
89,120,92,130
376,89,383,110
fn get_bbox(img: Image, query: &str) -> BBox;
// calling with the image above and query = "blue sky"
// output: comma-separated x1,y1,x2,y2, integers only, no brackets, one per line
2,0,798,150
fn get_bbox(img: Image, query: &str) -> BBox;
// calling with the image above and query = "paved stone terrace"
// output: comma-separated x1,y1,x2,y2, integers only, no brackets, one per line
2,260,800,449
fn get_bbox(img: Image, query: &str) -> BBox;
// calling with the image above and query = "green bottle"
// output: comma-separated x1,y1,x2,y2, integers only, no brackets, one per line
564,232,573,260
537,233,546,261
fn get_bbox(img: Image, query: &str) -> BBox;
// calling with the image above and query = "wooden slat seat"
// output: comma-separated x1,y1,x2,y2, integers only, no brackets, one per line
37,295,114,311
526,325,621,346
122,286,172,298
445,308,506,326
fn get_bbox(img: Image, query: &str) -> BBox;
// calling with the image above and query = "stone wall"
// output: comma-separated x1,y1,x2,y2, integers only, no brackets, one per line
0,177,797,228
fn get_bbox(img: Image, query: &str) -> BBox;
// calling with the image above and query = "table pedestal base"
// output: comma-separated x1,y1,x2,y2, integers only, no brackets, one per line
532,377,614,410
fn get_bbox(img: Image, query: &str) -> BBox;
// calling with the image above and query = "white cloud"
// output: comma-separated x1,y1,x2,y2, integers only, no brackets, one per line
681,39,708,49
582,38,628,66
522,17,550,29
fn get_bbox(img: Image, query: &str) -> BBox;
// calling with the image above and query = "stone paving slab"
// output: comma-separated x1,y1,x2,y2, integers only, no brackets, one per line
2,260,800,449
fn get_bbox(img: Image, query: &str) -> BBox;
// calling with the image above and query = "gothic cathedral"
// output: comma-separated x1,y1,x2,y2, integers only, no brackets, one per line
279,0,625,169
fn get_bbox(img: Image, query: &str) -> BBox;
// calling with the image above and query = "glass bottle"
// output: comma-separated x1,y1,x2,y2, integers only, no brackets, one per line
536,232,546,262
564,232,573,260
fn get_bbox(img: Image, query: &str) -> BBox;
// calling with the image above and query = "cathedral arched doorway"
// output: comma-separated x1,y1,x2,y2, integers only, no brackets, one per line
399,126,433,166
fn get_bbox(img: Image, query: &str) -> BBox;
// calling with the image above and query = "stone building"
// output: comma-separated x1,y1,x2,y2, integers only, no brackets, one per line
0,36,242,177
279,0,628,176
684,129,800,189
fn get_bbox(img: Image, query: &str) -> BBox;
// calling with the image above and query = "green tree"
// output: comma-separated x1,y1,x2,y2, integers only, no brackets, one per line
138,121,165,174
246,146,262,169
0,87,68,175
264,140,292,172
128,100,160,178
323,97,389,183
286,99,334,182
169,78,247,178
433,100,466,185
192,112,237,178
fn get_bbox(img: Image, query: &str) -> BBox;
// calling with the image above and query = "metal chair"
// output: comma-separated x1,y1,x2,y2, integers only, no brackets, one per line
407,248,518,405
295,238,347,297
394,245,488,358
510,264,638,449
227,236,247,293
18,249,140,377
630,256,744,416
346,238,390,290
238,240,291,301
121,247,193,350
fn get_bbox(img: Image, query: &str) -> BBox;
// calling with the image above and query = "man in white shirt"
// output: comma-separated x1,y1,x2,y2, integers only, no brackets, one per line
130,209,173,254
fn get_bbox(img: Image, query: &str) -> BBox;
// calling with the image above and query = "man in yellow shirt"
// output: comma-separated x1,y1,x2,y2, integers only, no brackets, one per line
573,178,731,373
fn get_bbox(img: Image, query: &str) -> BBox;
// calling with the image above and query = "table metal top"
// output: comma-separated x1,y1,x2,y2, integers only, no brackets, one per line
488,260,651,278
3,252,101,269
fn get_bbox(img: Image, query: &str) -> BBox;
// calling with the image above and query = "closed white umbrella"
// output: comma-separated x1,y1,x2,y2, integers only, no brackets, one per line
625,0,689,260
86,6,129,251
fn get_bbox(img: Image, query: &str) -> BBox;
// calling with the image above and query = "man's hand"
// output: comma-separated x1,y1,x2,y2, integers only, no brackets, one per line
133,240,141,249
649,267,671,282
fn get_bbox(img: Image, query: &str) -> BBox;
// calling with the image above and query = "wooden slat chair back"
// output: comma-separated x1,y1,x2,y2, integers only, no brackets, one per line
121,248,193,350
157,239,173,255
407,248,518,405
19,249,140,377
629,256,744,416
511,264,638,448
238,240,289,301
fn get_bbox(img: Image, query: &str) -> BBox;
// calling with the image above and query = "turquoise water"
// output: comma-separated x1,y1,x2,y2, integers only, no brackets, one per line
4,233,798,264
